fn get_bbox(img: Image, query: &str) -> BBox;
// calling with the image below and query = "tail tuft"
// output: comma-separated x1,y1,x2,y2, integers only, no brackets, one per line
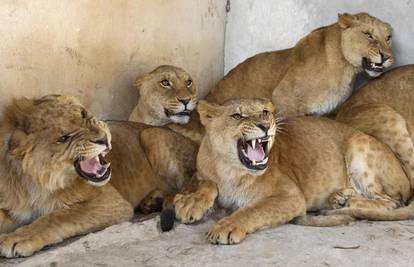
160,207,176,232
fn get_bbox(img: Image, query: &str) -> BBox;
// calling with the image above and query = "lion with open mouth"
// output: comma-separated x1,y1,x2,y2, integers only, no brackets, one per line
172,98,414,245
0,94,198,257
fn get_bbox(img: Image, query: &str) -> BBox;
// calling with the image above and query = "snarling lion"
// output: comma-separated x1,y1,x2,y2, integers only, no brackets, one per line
172,99,414,245
0,95,197,257
207,13,393,117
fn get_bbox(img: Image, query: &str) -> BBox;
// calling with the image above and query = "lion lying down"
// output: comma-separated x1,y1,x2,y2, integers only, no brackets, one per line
0,95,197,257
172,99,414,245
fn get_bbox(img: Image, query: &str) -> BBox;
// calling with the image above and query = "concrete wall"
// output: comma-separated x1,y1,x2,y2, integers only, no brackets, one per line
225,0,414,73
0,0,227,120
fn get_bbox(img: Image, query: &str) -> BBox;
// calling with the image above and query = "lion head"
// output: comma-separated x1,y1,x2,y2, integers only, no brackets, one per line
1,95,112,190
338,12,393,77
129,65,198,126
197,98,279,176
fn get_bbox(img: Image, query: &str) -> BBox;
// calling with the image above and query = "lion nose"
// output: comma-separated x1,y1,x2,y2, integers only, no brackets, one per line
257,123,270,135
178,98,190,106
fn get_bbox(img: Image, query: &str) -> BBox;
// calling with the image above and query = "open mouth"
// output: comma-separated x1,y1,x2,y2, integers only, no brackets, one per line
362,57,384,73
237,136,270,171
164,108,191,117
74,153,111,184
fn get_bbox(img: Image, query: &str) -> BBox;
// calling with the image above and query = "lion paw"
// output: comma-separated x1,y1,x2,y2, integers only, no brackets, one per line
329,190,353,209
206,219,247,245
0,232,42,258
174,192,214,224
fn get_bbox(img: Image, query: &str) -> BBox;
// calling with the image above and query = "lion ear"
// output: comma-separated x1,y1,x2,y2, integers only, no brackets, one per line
7,129,32,158
338,13,358,29
133,73,149,92
197,100,222,126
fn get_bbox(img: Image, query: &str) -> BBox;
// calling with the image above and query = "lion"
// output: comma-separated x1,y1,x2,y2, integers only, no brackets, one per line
128,65,203,143
171,99,414,245
0,95,198,257
206,12,393,118
336,64,414,190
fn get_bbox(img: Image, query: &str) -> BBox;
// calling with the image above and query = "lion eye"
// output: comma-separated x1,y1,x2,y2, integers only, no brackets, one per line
160,80,172,88
186,79,193,87
231,113,243,120
364,32,374,40
57,134,71,143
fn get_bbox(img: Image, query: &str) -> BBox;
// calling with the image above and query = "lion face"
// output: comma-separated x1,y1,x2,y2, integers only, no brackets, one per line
5,95,112,189
133,65,198,125
198,99,279,176
339,13,393,77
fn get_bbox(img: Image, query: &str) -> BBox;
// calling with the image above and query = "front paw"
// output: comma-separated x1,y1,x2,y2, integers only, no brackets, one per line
0,232,42,258
174,192,214,224
206,219,247,245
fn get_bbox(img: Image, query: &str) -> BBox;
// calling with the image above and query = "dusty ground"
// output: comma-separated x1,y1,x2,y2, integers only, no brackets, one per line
1,214,414,267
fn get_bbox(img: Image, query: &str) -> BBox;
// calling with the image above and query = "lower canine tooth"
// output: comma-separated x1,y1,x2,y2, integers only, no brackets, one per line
252,160,256,165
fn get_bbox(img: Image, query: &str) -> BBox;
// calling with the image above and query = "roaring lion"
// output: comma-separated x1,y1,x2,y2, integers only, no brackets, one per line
336,64,414,190
206,13,393,117
172,99,414,245
0,95,197,257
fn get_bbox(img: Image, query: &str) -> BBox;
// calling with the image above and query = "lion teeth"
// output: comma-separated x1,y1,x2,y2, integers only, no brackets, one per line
252,160,256,165
252,139,256,149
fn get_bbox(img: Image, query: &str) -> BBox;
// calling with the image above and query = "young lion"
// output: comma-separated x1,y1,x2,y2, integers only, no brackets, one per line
173,99,414,245
0,95,133,257
169,13,394,143
336,64,414,189
207,13,393,117
0,95,197,257
128,65,202,143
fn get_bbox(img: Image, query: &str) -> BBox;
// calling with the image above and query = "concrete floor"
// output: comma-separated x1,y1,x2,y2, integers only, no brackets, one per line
1,214,413,267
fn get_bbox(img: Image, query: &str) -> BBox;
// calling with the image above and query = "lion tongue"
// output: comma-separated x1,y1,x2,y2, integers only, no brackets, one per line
246,143,265,162
80,157,101,175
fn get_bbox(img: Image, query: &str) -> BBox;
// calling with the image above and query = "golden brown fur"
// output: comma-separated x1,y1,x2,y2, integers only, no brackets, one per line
129,65,198,126
173,99,414,245
108,121,198,209
0,95,133,257
336,64,414,188
207,13,393,117
0,95,198,258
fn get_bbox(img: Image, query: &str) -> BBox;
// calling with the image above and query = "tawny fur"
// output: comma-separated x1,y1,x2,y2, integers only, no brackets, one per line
108,121,198,209
0,95,198,258
171,13,394,142
336,65,414,188
207,13,393,117
174,99,413,245
0,96,133,258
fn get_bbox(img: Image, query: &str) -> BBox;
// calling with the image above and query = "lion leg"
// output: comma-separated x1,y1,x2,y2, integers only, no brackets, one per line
0,186,133,258
325,132,411,219
337,103,414,188
174,179,218,224
136,189,167,214
0,210,20,234
140,128,198,192
207,184,306,245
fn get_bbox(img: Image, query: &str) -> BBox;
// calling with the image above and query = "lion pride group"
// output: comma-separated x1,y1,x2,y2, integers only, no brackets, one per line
0,12,413,258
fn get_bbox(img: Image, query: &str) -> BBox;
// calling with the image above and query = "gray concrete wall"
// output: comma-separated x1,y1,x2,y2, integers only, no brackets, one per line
224,0,414,73
0,0,227,120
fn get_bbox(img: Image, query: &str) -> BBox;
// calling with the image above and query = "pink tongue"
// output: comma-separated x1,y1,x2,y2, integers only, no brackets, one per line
246,144,265,161
80,158,100,174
